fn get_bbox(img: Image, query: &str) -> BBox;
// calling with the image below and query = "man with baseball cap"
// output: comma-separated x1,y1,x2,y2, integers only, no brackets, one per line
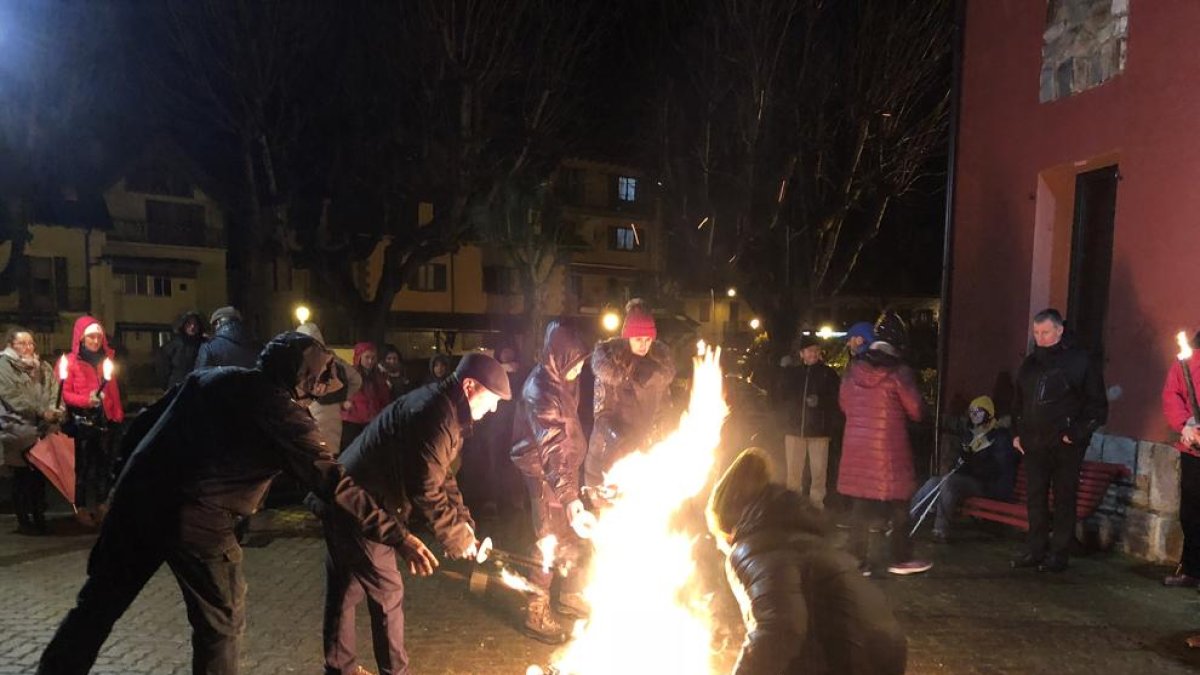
320,352,511,675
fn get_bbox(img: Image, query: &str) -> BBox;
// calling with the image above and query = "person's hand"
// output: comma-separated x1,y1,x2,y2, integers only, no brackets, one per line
567,500,597,539
1061,434,1073,445
1183,425,1200,448
1013,436,1024,455
398,533,438,577
461,538,480,561
88,392,101,408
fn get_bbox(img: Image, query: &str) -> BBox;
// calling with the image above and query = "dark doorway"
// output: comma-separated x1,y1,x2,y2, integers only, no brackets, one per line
1067,165,1118,357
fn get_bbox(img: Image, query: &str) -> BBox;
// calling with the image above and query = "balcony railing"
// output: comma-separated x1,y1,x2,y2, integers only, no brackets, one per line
110,219,226,248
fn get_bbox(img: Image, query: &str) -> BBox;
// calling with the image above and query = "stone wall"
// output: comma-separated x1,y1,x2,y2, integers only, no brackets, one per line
1081,431,1182,563
1040,0,1130,103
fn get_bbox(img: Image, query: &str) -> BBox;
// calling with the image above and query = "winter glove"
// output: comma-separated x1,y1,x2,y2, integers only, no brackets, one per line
567,500,597,539
398,532,439,577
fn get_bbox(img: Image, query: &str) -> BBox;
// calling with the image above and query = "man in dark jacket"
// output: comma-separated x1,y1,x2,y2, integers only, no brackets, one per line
584,299,676,489
511,321,594,644
195,306,262,370
322,353,511,675
780,335,842,509
707,448,907,675
156,310,205,389
38,332,431,675
1010,309,1107,573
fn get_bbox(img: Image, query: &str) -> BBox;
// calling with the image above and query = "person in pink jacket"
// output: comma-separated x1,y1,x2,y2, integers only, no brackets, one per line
1163,330,1200,589
837,311,931,577
62,316,125,526
341,342,391,450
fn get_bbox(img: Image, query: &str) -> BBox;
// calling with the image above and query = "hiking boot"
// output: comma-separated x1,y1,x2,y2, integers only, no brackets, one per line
1010,553,1043,569
1038,554,1069,573
523,596,568,645
555,592,590,620
1164,573,1200,588
887,560,933,576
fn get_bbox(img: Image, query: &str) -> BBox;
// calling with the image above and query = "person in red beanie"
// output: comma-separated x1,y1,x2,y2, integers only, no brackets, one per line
62,316,124,527
584,299,676,489
340,342,391,450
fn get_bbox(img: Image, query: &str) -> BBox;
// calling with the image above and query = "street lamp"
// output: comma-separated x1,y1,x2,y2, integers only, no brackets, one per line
816,325,834,339
295,305,311,325
749,318,761,331
726,287,737,298
601,311,621,333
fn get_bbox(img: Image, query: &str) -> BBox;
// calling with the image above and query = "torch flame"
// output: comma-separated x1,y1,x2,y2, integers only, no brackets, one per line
537,534,558,575
499,568,541,595
1179,331,1194,361
550,347,728,674
102,358,114,381
57,355,69,381
696,339,706,356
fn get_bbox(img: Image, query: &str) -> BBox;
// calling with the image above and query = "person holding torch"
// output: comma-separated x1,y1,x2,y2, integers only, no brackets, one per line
1163,330,1200,589
62,316,124,527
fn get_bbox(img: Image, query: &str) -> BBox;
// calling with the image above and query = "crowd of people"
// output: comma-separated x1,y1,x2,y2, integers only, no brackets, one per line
8,297,1200,673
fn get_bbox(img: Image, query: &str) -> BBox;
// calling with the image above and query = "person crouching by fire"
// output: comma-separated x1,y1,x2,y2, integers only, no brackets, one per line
584,299,676,490
321,352,510,675
511,320,595,644
707,447,907,675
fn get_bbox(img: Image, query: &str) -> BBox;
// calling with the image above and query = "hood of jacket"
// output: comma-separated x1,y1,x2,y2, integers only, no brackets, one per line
847,347,904,388
173,311,205,338
213,319,254,346
295,321,327,346
257,332,324,392
540,321,588,382
732,483,828,544
353,342,377,367
71,315,114,358
429,354,453,378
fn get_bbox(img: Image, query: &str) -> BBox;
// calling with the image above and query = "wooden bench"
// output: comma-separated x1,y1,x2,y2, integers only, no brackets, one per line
960,460,1131,530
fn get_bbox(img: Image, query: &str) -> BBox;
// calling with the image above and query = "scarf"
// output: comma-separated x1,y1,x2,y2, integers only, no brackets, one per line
967,420,997,454
2,347,43,384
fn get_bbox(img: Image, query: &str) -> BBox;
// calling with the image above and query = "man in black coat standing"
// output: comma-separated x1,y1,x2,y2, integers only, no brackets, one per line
38,332,430,675
780,335,842,510
1010,309,1108,573
322,353,511,675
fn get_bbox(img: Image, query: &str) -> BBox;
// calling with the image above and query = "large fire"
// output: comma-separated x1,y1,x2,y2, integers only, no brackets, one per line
550,346,728,675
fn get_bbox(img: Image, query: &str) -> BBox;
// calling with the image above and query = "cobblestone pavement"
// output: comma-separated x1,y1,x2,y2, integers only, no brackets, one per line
3,509,1200,674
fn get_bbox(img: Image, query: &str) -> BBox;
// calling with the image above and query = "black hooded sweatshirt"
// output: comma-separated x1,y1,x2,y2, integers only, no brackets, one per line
727,485,907,675
511,321,589,506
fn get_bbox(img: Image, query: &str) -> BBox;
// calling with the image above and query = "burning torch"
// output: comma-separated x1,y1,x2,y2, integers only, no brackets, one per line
98,358,114,398
54,355,68,407
1176,332,1200,445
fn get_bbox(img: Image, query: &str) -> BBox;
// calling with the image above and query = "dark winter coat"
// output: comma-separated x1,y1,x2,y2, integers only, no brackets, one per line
1012,341,1107,448
338,376,477,556
511,322,589,506
157,311,205,389
105,333,407,549
837,346,924,501
958,426,1019,501
194,319,262,370
727,485,907,675
586,337,675,484
780,361,842,438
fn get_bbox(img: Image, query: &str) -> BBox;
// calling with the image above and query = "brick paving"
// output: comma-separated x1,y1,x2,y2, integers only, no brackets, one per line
3,509,1200,674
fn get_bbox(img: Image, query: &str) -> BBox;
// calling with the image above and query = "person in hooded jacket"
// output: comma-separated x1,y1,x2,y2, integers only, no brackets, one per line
838,311,931,577
322,353,510,675
910,395,1018,542
584,299,676,489
426,353,453,385
295,322,363,454
1163,330,1200,589
510,321,595,643
0,328,62,535
380,344,412,399
707,447,907,675
195,306,262,370
62,316,125,527
341,342,391,450
38,332,432,675
157,311,206,389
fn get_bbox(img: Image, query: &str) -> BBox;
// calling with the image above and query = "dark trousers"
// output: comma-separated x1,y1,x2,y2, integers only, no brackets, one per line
522,476,585,592
1023,438,1086,559
1180,452,1200,577
12,465,47,528
38,508,246,675
849,498,913,567
73,426,113,508
322,509,408,675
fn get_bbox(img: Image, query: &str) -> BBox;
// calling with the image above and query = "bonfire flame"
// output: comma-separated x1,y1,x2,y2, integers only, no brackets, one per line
537,534,558,576
499,568,543,596
1179,331,1194,361
550,347,728,675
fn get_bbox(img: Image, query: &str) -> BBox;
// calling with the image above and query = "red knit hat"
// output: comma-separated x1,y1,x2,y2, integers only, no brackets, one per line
621,300,657,339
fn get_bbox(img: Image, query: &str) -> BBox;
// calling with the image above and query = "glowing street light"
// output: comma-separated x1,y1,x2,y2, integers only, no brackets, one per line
726,287,737,298
816,325,835,339
601,311,621,333
749,318,761,331
295,305,311,325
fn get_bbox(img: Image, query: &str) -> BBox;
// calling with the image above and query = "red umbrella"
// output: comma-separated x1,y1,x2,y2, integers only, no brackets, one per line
27,432,76,508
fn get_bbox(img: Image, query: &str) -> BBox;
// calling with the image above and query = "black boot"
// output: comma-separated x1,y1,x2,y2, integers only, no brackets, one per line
862,528,888,578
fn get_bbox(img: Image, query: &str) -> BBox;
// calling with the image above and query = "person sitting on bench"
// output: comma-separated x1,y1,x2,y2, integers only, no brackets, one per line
911,395,1018,542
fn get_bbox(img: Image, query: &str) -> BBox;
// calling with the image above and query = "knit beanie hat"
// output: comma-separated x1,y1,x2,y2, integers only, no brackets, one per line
621,299,657,340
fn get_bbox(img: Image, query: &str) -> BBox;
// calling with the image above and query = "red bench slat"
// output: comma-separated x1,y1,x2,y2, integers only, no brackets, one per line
959,460,1130,532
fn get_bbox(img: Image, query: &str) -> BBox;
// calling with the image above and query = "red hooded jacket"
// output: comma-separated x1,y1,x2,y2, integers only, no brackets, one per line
63,316,125,424
837,349,924,501
1162,353,1200,458
342,342,391,425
